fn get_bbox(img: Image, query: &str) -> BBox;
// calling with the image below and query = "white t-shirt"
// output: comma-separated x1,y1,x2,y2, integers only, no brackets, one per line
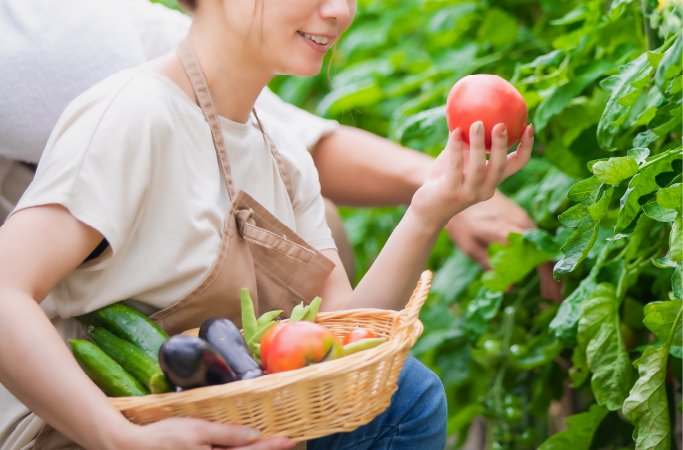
13,67,337,319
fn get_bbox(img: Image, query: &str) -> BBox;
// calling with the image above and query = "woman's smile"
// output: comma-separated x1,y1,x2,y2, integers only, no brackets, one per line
297,30,335,53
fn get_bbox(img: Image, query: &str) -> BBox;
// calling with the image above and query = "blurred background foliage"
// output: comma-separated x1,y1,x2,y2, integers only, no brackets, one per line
159,0,682,448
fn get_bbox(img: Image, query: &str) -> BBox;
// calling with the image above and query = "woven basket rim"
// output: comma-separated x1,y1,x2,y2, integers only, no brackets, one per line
111,271,432,419
111,317,423,410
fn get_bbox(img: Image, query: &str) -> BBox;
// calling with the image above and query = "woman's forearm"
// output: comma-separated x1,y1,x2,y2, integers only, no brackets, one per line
344,207,440,311
312,126,434,207
0,288,134,449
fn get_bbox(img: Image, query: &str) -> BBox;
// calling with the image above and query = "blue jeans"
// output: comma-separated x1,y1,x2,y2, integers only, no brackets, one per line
308,356,447,450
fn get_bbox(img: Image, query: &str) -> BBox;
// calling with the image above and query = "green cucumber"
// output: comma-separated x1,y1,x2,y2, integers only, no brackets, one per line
90,327,173,394
69,340,149,397
76,303,168,361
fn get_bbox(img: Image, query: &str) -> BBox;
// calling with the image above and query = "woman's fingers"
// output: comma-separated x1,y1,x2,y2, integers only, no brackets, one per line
502,124,534,179
463,121,487,192
443,128,464,189
201,422,258,447
235,437,296,450
482,123,508,192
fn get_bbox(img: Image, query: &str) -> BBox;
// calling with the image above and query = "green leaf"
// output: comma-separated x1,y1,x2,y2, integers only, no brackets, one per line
537,404,609,450
510,336,563,370
560,201,591,227
316,81,384,117
643,300,683,357
597,53,651,150
647,51,665,69
568,176,603,202
550,277,599,346
569,345,590,387
477,8,518,49
577,283,632,410
554,217,599,278
670,216,682,262
592,157,639,185
550,5,589,25
628,148,651,165
643,200,678,222
587,187,614,220
622,346,673,450
610,0,634,19
482,233,554,292
656,184,682,213
616,149,683,232
432,249,482,304
655,35,682,91
462,287,503,340
534,61,614,130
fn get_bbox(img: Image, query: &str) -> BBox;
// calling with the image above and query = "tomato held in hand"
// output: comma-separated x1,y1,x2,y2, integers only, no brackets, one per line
342,328,376,346
265,322,344,374
446,74,527,150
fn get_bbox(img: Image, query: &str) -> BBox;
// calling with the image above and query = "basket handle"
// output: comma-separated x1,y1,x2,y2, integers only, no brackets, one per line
397,271,432,339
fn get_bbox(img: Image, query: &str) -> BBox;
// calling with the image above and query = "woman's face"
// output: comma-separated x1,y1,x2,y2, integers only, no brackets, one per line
221,0,357,77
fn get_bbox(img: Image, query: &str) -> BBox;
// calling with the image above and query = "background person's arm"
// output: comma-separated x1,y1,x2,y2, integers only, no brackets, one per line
312,125,562,302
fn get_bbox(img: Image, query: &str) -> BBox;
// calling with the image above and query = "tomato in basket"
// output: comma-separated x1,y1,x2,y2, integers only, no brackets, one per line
265,322,344,374
342,328,376,346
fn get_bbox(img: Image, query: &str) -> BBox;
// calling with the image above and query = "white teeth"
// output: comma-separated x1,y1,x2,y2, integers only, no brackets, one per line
300,31,330,45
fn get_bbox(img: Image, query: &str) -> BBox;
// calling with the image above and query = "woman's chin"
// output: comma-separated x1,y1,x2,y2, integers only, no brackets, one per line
276,56,325,77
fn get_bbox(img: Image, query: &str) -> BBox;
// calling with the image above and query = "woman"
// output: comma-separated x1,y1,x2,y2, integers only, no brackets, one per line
0,0,534,449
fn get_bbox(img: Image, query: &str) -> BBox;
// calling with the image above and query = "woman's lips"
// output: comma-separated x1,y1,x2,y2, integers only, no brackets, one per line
297,31,331,53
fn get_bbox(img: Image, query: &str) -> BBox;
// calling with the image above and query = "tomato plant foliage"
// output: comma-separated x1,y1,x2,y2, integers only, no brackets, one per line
268,0,683,448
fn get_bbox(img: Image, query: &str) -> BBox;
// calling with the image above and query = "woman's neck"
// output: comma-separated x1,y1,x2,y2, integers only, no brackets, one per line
149,11,273,124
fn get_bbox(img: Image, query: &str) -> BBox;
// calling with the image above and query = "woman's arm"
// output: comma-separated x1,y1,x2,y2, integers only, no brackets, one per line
0,205,293,450
319,122,534,312
312,125,562,302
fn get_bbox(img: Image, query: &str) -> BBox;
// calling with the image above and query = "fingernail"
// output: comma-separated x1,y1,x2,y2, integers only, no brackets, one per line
529,124,534,138
452,128,462,139
473,121,483,135
242,428,260,441
500,125,507,137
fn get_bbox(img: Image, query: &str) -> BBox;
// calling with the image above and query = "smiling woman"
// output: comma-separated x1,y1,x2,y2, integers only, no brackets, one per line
0,0,534,448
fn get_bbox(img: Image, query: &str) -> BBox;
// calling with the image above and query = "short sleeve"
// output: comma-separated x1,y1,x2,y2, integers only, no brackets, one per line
255,87,340,153
11,70,162,266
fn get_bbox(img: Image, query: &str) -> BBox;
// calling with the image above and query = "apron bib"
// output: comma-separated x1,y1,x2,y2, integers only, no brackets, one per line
35,39,333,450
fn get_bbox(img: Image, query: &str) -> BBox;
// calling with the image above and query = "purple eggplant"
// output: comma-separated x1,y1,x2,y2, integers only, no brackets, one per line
158,335,236,389
199,318,265,380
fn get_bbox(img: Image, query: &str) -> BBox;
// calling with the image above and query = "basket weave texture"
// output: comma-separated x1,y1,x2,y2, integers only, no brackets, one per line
110,271,432,442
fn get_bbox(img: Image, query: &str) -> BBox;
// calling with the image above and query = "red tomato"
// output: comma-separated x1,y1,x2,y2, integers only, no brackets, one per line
342,328,376,346
266,322,344,374
445,75,528,150
260,322,287,367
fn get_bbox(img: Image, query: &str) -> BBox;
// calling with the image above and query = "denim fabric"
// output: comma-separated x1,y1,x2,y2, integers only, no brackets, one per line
308,356,448,450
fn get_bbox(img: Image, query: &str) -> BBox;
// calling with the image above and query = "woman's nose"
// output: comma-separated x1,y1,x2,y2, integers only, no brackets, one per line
319,0,353,22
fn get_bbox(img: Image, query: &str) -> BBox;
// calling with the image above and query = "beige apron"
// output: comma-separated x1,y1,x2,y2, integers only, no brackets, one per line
34,39,333,450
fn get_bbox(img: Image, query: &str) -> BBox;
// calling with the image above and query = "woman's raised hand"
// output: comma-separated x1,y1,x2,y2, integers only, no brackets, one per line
410,121,533,231
124,418,295,450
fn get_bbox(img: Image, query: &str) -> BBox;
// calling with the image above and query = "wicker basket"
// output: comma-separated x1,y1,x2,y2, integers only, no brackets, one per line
110,271,432,442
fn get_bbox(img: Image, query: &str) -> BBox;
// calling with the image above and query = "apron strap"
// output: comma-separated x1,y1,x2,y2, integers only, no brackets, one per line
252,109,294,201
176,38,236,200
176,39,294,203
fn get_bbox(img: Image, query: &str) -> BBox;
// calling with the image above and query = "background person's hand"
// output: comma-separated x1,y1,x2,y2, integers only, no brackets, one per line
445,190,563,303
125,418,295,450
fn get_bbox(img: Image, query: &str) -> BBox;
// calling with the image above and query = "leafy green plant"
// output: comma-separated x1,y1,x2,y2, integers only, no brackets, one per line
268,0,682,449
